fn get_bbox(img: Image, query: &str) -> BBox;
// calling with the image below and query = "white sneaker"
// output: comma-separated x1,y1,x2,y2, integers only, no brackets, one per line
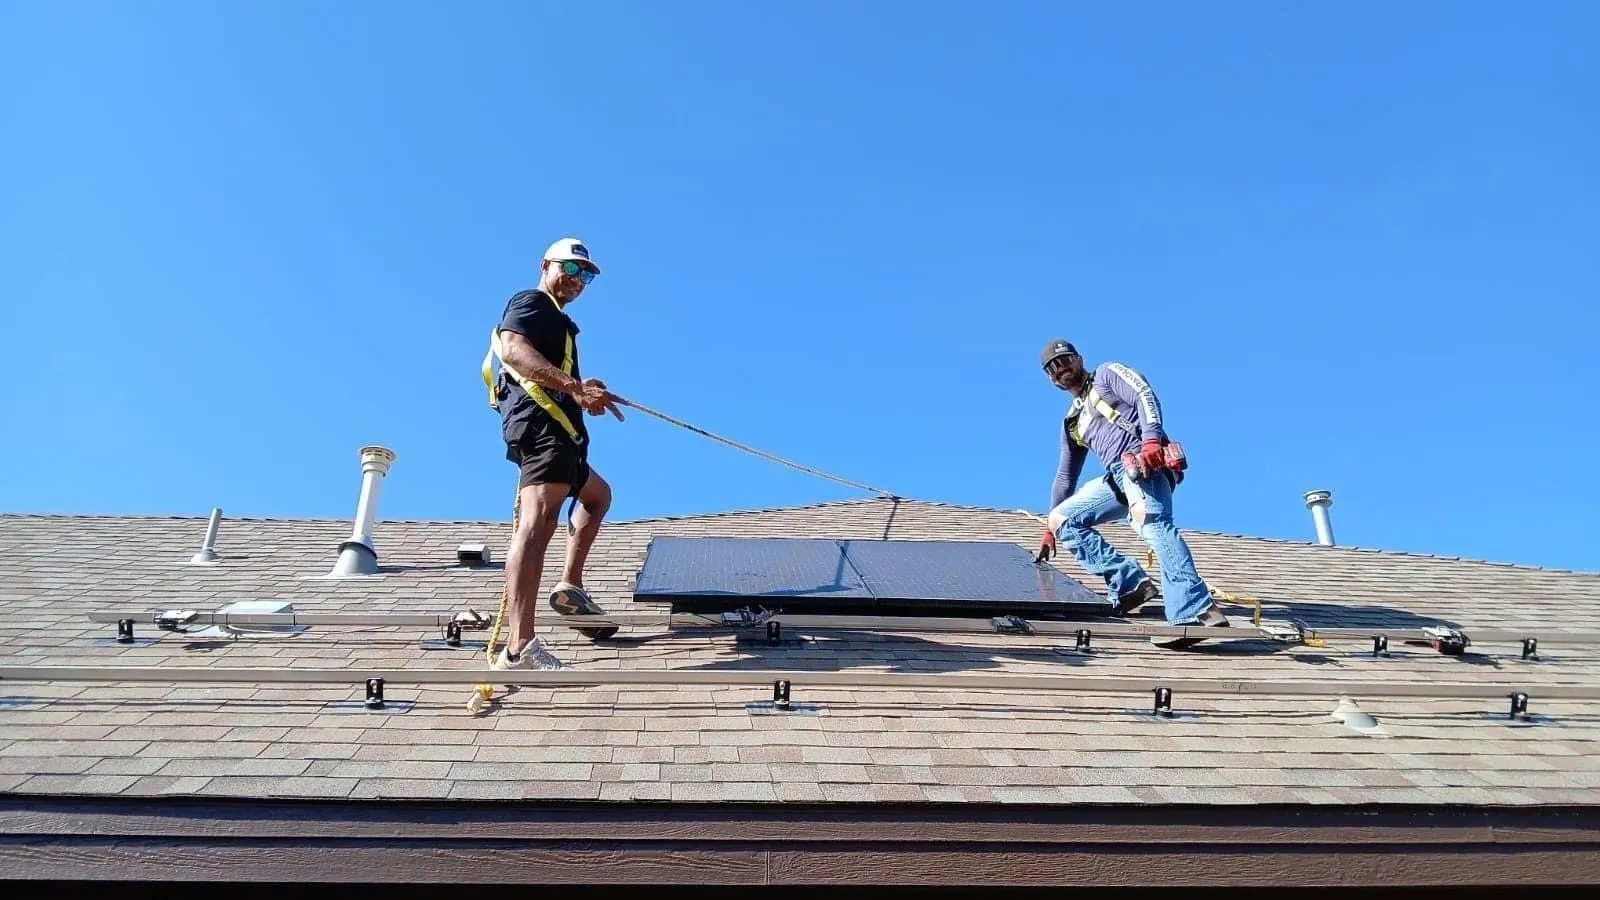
493,638,567,671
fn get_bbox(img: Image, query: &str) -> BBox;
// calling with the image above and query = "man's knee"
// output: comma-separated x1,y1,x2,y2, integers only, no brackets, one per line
1048,502,1094,536
580,471,612,516
515,487,567,543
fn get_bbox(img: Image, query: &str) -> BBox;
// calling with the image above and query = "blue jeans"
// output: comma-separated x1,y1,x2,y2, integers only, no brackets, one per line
1046,460,1213,625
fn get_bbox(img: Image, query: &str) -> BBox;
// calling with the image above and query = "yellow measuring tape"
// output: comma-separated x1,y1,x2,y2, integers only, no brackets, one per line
481,296,582,444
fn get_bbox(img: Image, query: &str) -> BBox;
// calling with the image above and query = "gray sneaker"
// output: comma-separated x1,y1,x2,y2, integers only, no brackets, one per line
1151,605,1231,650
493,638,567,671
549,582,618,641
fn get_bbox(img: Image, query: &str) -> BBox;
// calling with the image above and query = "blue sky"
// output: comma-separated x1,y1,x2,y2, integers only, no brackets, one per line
3,1,1597,572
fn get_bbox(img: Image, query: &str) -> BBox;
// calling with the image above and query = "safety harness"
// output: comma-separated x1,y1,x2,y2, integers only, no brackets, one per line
1066,387,1183,505
481,302,583,446
1066,387,1124,448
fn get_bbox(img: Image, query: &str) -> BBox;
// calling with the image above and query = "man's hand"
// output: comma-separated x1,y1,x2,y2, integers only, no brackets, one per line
1138,439,1165,473
576,378,624,421
1035,528,1057,564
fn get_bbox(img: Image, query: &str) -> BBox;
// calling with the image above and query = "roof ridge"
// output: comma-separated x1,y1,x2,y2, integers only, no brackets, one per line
4,502,1595,576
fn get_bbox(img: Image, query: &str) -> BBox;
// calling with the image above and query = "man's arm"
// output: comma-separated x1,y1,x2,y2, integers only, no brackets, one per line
1050,424,1087,509
496,328,584,396
1100,363,1167,443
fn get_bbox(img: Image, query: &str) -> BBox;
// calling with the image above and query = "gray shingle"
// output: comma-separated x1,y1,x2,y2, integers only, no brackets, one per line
6,500,1600,809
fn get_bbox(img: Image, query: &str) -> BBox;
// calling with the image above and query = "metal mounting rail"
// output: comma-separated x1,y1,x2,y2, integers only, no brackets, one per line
81,609,1600,660
2,664,1596,700
85,611,492,629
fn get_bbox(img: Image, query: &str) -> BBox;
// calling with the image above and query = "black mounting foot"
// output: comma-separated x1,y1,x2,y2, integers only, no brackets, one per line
1509,692,1530,721
365,678,386,710
1076,629,1092,653
116,619,135,644
1153,687,1173,718
1372,634,1389,657
1522,638,1539,661
773,679,791,710
766,621,782,646
445,621,463,648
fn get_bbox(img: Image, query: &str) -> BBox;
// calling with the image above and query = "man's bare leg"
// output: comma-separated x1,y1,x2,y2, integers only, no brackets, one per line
561,470,612,588
504,482,570,656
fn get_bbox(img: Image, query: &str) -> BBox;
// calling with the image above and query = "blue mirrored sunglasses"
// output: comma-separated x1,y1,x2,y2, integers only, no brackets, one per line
558,260,596,284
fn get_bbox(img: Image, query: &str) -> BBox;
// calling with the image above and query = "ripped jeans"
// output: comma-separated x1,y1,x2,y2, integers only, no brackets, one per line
1046,459,1214,625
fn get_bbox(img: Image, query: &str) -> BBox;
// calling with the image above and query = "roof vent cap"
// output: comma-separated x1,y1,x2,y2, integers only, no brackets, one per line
456,542,492,568
328,446,396,577
1303,489,1335,546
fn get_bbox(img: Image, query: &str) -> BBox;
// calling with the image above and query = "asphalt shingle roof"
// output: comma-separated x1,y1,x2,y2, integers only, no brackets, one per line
3,498,1600,805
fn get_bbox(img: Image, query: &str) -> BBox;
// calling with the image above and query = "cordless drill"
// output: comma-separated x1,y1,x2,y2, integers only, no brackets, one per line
1122,441,1188,479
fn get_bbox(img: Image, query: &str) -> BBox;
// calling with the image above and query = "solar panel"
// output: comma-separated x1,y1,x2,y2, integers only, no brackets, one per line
631,537,873,601
632,536,1108,616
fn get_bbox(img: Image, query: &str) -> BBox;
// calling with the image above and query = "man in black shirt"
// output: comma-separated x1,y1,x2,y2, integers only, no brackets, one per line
487,237,624,669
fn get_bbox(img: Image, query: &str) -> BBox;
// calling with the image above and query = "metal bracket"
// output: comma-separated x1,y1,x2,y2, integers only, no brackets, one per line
991,615,1035,636
1522,638,1539,661
155,610,199,631
1372,634,1389,657
1258,622,1305,644
773,679,791,710
453,610,491,631
365,678,386,710
1153,686,1173,718
1422,626,1470,656
721,606,777,629
1509,692,1530,722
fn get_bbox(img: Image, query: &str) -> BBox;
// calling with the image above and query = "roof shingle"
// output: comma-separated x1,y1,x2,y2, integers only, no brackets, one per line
3,498,1600,806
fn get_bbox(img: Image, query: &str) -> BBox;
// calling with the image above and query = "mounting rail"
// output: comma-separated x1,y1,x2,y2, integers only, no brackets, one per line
83,608,1600,659
3,663,1595,700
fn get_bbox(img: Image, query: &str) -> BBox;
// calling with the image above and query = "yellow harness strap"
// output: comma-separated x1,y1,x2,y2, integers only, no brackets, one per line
1067,387,1121,447
481,315,582,443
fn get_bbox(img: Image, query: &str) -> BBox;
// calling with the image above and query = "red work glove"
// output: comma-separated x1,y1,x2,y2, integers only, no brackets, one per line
1138,439,1165,473
1035,528,1057,564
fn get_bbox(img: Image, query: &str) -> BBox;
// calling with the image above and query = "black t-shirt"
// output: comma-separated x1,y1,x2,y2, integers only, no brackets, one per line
495,289,586,445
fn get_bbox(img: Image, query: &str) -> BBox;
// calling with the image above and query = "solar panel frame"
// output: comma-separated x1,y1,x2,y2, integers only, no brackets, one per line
632,536,1110,616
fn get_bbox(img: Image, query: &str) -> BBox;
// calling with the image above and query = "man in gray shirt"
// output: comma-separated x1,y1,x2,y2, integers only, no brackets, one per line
1037,338,1229,648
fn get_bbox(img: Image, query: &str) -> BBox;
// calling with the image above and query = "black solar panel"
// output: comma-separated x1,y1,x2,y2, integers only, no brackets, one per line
631,537,873,600
633,536,1108,616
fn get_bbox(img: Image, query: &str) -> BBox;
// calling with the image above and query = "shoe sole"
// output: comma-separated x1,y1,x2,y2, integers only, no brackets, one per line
1114,582,1160,616
550,587,618,641
1151,621,1231,651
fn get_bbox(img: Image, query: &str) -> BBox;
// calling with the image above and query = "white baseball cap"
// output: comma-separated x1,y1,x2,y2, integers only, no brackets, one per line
543,237,600,274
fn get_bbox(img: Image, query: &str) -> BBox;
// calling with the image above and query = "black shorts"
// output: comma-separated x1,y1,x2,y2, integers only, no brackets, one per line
506,429,590,494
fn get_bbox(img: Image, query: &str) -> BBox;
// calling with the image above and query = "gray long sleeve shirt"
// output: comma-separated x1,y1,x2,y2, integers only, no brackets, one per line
1051,361,1168,508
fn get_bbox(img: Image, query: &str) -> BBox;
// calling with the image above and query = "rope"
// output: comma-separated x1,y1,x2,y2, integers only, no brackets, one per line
614,396,900,499
1140,548,1263,625
469,485,521,715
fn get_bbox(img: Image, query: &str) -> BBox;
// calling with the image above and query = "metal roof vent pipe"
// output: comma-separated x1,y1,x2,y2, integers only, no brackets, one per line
328,446,397,577
188,507,223,565
1304,489,1335,546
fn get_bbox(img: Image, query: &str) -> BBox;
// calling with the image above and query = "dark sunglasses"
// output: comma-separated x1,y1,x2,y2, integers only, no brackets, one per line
557,260,596,284
1045,355,1078,375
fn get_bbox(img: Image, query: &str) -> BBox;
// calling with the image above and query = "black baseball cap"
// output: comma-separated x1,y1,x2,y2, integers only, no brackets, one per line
1040,338,1078,369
